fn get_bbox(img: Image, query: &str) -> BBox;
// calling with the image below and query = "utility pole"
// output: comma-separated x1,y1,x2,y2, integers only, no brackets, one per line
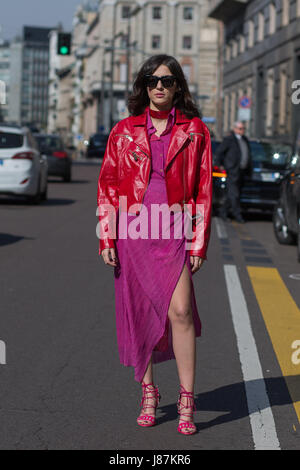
125,18,131,105
100,47,108,130
125,5,141,105
109,1,117,130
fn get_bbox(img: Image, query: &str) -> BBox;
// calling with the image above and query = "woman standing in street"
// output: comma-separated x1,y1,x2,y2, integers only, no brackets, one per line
97,55,212,435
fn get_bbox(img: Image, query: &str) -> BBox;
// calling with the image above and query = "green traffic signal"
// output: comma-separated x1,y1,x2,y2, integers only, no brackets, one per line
60,46,69,55
57,33,72,56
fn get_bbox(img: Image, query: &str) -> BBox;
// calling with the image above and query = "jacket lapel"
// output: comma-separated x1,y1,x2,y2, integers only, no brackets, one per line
131,108,191,166
165,124,190,170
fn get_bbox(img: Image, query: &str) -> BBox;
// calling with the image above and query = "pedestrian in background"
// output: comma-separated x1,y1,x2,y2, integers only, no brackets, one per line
215,121,252,223
97,54,212,435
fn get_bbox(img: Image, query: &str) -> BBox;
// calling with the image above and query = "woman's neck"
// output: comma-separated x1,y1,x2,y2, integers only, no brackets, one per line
149,103,173,112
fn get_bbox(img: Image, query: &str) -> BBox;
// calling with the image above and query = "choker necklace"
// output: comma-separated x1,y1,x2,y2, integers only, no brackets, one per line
149,108,171,119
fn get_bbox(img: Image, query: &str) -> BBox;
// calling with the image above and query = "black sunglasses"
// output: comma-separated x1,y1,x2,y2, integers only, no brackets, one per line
144,74,176,89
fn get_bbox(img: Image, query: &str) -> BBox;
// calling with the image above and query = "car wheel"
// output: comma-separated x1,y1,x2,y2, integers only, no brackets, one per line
41,183,48,201
63,172,71,182
273,203,295,245
27,178,42,205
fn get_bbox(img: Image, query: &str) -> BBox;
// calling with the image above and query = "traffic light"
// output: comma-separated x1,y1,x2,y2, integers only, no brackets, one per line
57,33,72,56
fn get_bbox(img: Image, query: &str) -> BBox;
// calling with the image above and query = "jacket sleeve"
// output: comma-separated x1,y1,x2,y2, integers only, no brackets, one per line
97,129,119,255
188,124,213,260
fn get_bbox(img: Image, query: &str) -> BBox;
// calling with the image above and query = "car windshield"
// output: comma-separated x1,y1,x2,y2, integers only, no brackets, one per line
0,132,23,148
91,134,108,145
35,136,63,152
250,142,293,169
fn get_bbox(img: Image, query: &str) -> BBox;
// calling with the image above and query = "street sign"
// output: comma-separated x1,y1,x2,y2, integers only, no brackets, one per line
238,108,251,121
239,96,252,109
202,117,216,123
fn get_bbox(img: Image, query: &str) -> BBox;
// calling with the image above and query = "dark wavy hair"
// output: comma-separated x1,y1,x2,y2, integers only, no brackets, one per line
128,54,201,119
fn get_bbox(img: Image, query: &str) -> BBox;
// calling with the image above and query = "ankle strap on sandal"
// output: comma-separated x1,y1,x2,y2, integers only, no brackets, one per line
177,384,196,416
140,382,161,409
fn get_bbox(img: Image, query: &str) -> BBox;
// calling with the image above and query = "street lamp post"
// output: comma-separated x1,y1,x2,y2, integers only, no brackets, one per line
100,46,110,129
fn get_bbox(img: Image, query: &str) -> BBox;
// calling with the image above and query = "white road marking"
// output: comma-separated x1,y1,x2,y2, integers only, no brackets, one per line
215,217,228,239
0,340,6,365
224,265,280,450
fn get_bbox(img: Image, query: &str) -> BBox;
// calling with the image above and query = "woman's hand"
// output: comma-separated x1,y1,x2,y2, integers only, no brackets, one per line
101,248,118,267
190,256,204,274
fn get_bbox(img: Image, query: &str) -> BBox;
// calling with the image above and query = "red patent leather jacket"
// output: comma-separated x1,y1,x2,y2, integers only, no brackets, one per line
97,107,212,259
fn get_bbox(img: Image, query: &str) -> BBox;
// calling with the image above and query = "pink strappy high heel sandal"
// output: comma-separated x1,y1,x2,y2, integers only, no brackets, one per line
137,381,161,427
177,384,197,435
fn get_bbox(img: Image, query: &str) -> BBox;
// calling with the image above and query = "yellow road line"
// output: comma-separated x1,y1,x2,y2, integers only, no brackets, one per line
247,266,300,424
232,220,252,240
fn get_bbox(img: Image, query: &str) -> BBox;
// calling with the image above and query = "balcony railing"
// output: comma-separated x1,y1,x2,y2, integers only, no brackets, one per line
209,0,249,21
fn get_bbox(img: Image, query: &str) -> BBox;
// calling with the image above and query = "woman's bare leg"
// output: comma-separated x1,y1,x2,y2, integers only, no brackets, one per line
137,358,157,425
168,262,196,432
142,357,153,385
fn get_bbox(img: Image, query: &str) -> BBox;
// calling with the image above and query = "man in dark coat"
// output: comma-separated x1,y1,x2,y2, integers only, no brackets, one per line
215,121,252,223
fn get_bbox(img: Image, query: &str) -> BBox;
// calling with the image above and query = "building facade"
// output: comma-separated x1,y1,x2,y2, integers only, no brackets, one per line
0,40,11,122
85,0,220,136
52,0,220,146
209,0,300,145
9,26,52,130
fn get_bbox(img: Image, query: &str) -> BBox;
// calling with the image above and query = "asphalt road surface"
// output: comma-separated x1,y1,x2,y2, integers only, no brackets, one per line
0,160,300,450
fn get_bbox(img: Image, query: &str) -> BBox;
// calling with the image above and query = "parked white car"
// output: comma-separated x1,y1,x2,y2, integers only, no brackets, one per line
0,124,48,204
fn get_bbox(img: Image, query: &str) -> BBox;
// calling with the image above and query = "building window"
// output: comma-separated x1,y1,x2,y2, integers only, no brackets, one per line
183,7,193,20
225,43,231,62
120,34,128,49
182,64,191,82
269,3,276,35
248,20,254,48
266,68,274,136
152,6,162,20
239,34,245,54
230,91,236,127
121,5,131,19
232,39,238,58
152,35,161,49
258,12,265,42
183,36,192,49
282,0,289,26
120,63,127,83
224,94,229,133
279,68,287,131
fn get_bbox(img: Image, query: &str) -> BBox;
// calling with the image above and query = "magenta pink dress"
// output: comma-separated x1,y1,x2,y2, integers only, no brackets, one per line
114,106,202,382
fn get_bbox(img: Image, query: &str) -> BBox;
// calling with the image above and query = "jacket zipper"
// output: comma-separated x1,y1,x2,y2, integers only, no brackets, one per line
189,132,204,142
115,133,133,142
115,134,149,158
130,151,141,161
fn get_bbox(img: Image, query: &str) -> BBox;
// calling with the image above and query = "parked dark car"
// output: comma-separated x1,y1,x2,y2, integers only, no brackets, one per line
86,133,109,158
241,140,293,210
273,153,300,261
34,134,72,182
212,139,294,213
